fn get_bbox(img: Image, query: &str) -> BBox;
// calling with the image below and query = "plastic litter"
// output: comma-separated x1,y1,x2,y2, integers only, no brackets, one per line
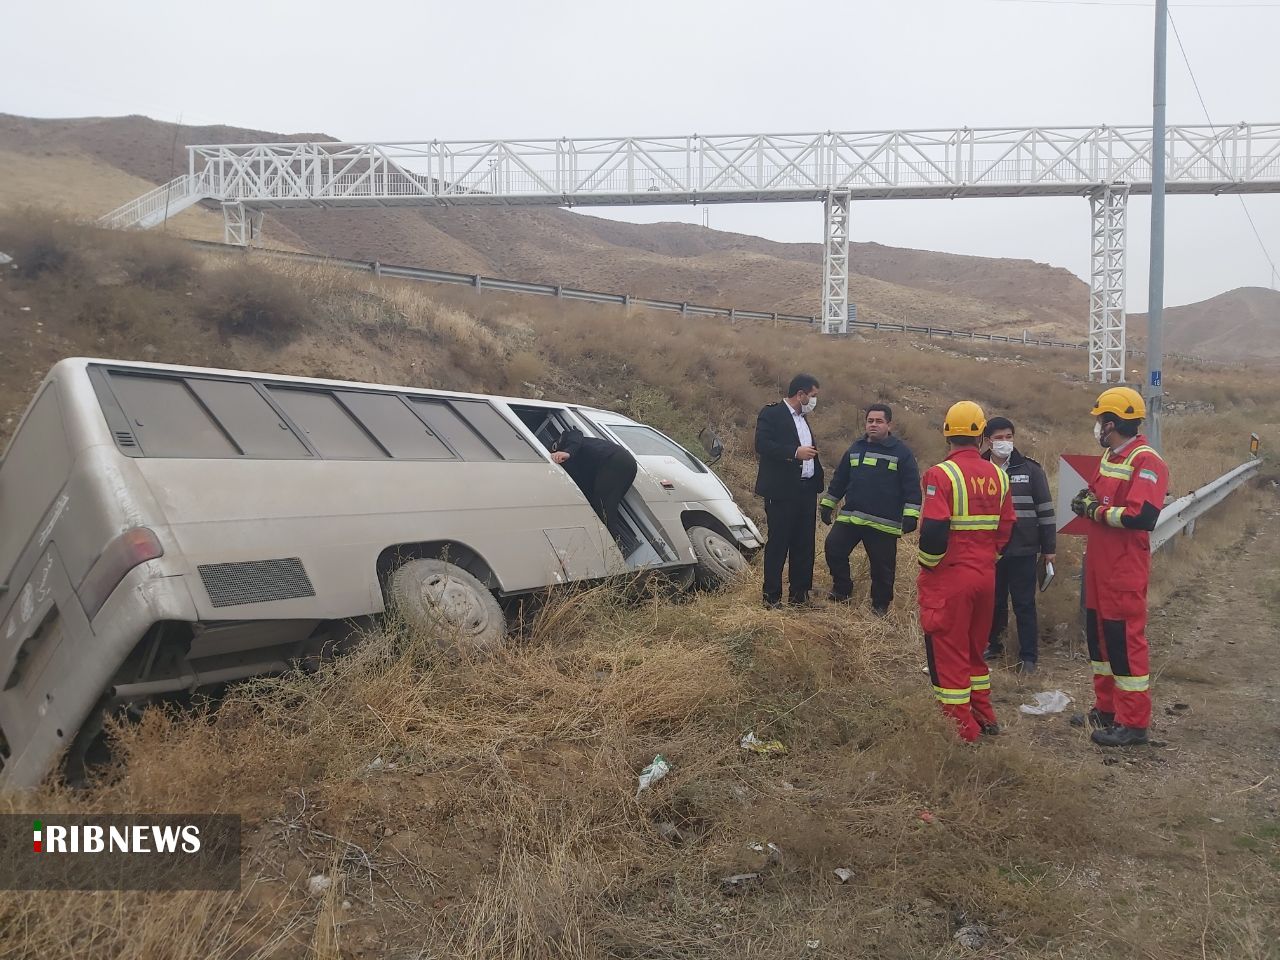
1019,690,1073,715
740,732,787,755
306,874,333,897
635,755,671,798
806,939,821,949
747,841,783,863
833,867,855,883
918,810,937,825
719,872,760,892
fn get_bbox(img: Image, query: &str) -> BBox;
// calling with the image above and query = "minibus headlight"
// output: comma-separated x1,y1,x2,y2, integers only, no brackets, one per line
77,527,164,619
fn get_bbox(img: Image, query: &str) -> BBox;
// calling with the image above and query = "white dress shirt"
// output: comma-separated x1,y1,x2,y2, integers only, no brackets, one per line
790,404,815,480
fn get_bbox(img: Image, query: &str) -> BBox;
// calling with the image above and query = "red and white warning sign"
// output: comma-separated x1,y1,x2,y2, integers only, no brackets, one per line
1056,454,1101,537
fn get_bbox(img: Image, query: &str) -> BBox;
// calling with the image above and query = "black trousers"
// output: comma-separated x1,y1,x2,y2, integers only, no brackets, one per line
988,553,1040,663
824,523,899,611
590,452,639,533
762,478,820,603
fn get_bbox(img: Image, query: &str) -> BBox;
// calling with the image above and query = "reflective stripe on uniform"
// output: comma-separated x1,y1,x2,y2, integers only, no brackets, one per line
970,673,991,691
1114,674,1150,692
1090,660,1113,677
837,510,904,535
902,505,922,518
950,515,1001,530
918,549,944,568
933,685,971,705
938,460,967,517
819,496,838,509
1015,509,1038,519
1012,494,1035,505
1104,506,1126,527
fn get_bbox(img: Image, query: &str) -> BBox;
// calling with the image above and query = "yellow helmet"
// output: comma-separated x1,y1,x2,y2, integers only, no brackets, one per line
1091,386,1145,419
943,400,987,437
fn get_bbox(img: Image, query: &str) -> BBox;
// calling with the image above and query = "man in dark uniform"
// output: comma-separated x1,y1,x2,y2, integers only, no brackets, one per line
551,427,639,536
754,374,824,609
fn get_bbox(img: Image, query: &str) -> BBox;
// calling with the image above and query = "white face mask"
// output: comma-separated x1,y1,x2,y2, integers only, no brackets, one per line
991,440,1014,460
1093,421,1105,444
801,396,818,414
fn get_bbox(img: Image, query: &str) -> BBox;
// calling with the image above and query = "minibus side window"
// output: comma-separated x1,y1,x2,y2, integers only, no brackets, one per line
409,400,500,462
336,392,453,460
110,374,239,458
449,400,544,462
267,388,385,460
187,378,311,458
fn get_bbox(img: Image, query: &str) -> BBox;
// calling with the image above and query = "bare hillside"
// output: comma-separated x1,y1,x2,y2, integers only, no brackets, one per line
1,112,1093,338
1130,286,1280,363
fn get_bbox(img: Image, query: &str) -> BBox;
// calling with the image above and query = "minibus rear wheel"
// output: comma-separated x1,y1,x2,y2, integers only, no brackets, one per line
686,525,748,589
388,559,507,654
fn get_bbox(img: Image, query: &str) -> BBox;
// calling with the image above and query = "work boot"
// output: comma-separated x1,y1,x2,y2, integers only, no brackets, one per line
980,722,1001,737
1091,725,1149,748
1069,707,1116,729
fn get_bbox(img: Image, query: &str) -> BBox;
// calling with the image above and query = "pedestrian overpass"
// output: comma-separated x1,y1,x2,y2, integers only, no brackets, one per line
101,124,1280,382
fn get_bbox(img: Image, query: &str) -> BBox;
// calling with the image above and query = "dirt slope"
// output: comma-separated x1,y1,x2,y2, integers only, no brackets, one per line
1130,286,1280,363
1,112,1091,337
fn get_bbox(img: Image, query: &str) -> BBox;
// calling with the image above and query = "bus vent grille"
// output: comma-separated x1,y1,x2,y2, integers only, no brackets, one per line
114,430,138,448
198,558,316,608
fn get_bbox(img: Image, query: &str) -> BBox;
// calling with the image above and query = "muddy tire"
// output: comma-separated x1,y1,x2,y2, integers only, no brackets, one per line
388,559,507,654
686,525,748,589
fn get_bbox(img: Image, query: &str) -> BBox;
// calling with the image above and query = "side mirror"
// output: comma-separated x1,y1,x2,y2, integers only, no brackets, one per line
698,427,724,466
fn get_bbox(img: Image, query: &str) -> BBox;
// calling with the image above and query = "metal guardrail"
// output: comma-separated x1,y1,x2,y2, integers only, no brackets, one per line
1152,458,1264,551
183,239,1217,363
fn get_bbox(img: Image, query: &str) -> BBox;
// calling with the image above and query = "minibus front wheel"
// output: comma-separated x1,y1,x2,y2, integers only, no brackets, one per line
387,559,507,654
686,525,748,589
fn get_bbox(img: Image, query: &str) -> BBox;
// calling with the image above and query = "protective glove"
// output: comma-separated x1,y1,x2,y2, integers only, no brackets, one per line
819,505,834,526
1074,490,1102,521
1070,488,1091,517
901,515,918,535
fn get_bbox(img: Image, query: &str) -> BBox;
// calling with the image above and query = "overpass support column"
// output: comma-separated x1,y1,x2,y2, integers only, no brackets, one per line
222,202,263,247
1087,184,1129,383
821,190,851,335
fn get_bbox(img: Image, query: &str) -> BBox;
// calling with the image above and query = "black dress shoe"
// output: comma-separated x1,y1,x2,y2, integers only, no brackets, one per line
763,598,783,610
827,592,853,604
980,722,1001,736
982,645,1003,662
1070,707,1116,729
1091,725,1149,747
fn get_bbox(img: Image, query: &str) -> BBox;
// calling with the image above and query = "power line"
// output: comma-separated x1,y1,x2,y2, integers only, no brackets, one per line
1167,8,1279,287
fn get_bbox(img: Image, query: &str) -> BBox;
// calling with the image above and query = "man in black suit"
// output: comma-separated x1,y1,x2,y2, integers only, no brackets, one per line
755,373,824,608
551,427,639,536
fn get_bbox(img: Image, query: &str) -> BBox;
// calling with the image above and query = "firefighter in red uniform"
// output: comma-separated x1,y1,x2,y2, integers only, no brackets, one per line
917,401,1017,742
1071,386,1170,747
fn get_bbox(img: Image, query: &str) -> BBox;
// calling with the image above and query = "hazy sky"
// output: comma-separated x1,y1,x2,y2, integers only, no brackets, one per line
3,0,1278,310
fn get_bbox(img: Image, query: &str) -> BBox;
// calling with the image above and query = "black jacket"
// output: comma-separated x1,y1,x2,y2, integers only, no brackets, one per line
553,428,634,486
820,434,922,536
753,401,824,500
981,447,1057,557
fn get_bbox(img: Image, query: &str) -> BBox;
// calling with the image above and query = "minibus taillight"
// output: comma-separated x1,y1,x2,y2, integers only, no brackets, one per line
78,527,165,619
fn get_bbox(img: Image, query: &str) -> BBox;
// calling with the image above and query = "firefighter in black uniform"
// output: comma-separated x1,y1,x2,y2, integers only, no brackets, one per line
551,427,639,536
820,403,922,614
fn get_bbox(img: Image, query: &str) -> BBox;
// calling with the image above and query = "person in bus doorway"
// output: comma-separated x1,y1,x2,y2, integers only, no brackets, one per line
754,373,824,609
980,416,1056,675
551,427,639,538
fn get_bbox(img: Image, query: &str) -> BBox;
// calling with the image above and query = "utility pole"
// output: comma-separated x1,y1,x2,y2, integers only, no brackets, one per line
1146,0,1168,452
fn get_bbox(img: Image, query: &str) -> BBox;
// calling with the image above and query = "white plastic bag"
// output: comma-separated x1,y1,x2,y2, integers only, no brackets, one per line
1019,690,1073,715
635,755,671,798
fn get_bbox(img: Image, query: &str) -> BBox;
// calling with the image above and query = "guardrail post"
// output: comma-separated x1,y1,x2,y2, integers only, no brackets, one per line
473,275,483,292
372,261,382,277
623,294,632,313
554,285,563,298
681,302,689,317
729,307,737,322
